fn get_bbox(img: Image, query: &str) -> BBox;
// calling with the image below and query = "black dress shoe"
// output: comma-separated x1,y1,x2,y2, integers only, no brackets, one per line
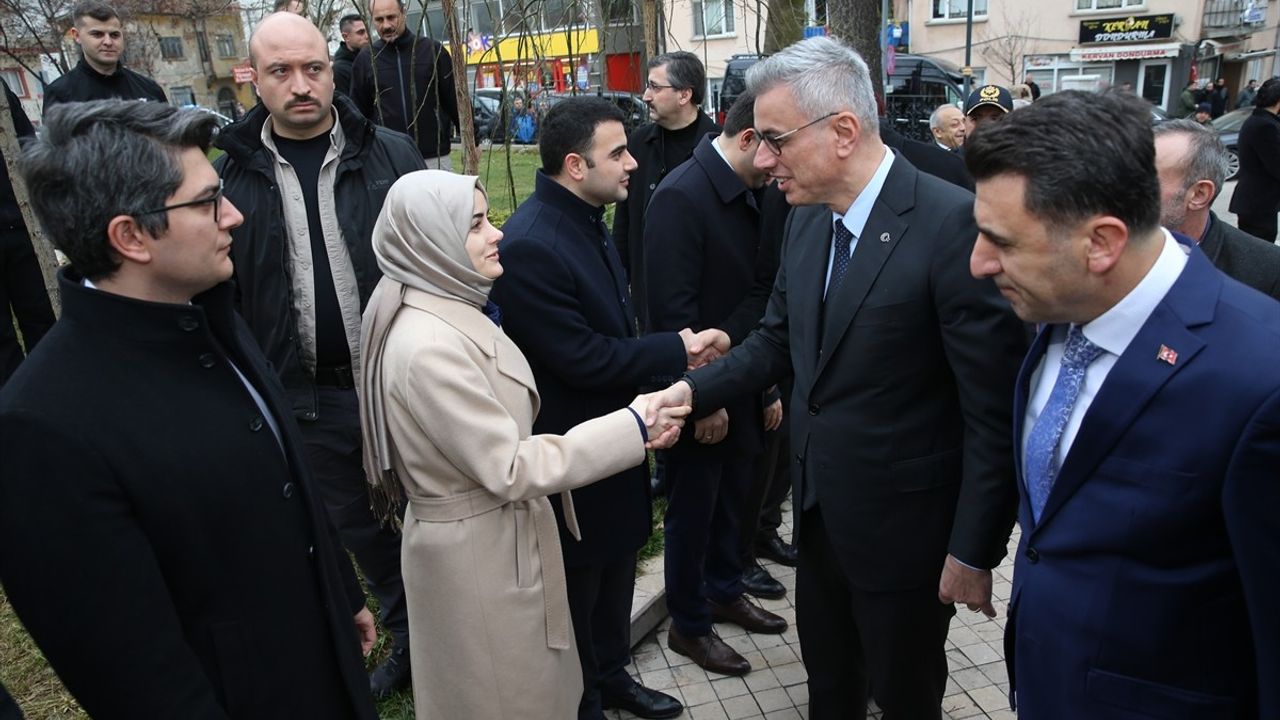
667,627,751,676
369,645,412,700
756,533,798,567
742,563,786,600
710,595,788,634
602,680,683,719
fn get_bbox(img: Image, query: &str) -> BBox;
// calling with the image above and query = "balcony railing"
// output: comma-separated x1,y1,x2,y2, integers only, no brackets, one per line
1203,0,1268,35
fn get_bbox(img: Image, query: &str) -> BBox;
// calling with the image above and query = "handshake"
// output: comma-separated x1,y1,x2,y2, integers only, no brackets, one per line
629,391,692,450
678,328,731,370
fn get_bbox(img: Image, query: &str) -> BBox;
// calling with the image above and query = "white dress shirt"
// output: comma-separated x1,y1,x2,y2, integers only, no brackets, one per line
824,146,896,297
1021,230,1190,471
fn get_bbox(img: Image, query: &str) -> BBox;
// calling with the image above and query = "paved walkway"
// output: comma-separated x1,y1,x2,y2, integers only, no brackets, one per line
609,505,1021,720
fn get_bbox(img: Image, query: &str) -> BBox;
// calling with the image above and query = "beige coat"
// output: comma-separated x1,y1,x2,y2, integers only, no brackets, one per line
380,288,647,720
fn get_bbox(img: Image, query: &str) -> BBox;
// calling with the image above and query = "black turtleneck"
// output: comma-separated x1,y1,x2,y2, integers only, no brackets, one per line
660,115,707,178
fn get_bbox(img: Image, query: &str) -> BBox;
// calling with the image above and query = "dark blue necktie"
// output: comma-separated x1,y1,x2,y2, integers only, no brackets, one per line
827,220,854,299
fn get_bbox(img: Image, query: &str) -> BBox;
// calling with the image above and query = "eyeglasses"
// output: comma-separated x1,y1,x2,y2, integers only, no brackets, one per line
757,112,839,155
137,179,225,224
646,80,677,92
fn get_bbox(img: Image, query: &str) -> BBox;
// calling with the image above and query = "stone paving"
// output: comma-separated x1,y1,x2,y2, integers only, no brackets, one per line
610,504,1022,720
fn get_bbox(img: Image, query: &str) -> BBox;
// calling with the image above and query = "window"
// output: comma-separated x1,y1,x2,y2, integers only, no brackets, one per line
602,0,634,24
470,0,499,37
216,34,236,58
159,36,184,60
932,0,986,19
170,86,196,106
542,0,586,29
1075,0,1142,9
693,0,735,36
1,68,28,98
422,3,447,39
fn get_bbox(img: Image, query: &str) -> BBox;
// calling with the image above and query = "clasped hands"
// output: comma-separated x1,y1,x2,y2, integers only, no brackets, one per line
678,328,730,370
629,393,692,449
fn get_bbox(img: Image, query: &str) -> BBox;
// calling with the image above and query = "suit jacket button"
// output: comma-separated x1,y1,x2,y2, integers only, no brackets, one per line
198,353,217,368
249,416,264,432
303,411,318,421
1026,547,1039,563
307,545,315,557
282,482,295,499
808,403,820,416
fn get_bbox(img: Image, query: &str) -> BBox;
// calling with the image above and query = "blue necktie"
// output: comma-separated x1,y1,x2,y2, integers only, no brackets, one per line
1024,326,1104,523
827,220,854,298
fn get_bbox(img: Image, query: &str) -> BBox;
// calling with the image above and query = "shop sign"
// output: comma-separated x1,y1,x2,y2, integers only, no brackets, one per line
1079,14,1174,44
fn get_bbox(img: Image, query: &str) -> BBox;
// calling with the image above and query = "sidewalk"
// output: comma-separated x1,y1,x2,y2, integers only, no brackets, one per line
614,504,1021,720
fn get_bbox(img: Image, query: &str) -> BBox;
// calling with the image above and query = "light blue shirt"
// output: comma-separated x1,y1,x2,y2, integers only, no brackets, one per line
824,146,896,297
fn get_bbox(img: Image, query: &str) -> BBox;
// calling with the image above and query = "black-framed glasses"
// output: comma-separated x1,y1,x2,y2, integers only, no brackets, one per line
757,112,839,155
137,179,224,224
646,80,677,92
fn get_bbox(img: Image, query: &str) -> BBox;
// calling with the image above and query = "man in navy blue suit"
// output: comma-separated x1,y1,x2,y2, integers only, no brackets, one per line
967,89,1280,719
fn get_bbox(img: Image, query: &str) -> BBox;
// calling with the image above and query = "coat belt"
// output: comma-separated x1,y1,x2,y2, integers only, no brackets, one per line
406,486,579,650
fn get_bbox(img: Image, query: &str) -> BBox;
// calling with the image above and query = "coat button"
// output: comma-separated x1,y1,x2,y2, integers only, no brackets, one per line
1026,547,1039,563
249,416,264,432
198,353,216,368
808,403,820,415
303,411,318,421
178,316,199,332
307,545,315,557
282,482,295,499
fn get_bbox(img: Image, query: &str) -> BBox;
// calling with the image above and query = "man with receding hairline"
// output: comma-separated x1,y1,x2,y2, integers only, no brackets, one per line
216,11,425,700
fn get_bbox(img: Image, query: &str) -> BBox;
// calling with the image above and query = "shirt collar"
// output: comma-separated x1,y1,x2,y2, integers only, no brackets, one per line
1080,228,1189,357
832,146,894,238
259,107,345,158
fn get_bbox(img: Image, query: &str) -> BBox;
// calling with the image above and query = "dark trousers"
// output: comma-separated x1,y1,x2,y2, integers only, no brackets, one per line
0,680,24,720
664,450,751,637
797,507,953,720
0,226,55,387
740,427,792,563
300,387,409,646
1237,213,1278,243
567,553,638,720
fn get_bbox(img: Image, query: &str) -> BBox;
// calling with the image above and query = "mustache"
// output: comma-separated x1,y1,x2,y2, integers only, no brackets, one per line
286,95,318,108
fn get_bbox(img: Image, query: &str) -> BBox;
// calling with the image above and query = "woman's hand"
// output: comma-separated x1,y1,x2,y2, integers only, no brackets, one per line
630,393,691,449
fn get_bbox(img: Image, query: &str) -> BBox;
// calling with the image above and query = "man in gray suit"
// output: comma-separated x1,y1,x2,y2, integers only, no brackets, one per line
1154,119,1280,300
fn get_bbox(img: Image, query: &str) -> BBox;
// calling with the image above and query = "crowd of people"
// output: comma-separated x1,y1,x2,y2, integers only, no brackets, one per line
1,4,1278,720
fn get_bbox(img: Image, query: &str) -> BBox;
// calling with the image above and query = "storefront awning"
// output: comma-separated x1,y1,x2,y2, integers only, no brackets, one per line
1069,42,1183,62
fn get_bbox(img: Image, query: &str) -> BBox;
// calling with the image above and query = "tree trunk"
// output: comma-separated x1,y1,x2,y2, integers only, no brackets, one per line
764,0,806,54
641,0,658,58
827,0,883,104
441,0,480,174
0,87,60,317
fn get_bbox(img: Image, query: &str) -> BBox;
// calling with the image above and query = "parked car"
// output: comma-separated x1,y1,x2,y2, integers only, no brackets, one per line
543,90,648,133
1212,107,1251,181
717,53,762,124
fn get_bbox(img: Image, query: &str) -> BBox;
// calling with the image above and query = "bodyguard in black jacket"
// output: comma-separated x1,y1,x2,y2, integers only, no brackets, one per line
1229,78,1280,242
42,3,165,115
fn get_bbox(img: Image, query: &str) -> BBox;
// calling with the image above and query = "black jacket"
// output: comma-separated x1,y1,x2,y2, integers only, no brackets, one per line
332,43,358,97
42,59,166,115
213,95,424,420
1229,107,1280,217
1,84,35,230
880,121,973,191
1200,211,1280,300
0,273,376,720
349,30,459,159
491,172,687,566
612,112,720,331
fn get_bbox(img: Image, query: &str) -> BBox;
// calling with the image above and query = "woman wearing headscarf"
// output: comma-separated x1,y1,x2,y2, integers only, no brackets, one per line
359,170,687,719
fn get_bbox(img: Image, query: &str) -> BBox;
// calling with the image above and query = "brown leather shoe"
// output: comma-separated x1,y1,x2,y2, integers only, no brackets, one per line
667,626,751,677
710,595,789,634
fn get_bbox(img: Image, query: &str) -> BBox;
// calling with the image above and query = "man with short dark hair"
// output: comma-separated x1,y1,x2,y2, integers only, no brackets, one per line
967,87,1280,720
613,50,719,331
332,13,368,96
42,1,167,113
1154,119,1280,299
0,99,377,719
1237,78,1259,108
1229,77,1280,242
964,84,1012,136
350,0,459,169
492,97,717,720
215,12,425,699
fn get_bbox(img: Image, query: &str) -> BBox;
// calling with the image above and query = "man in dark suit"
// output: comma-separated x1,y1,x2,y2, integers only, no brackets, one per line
0,100,377,719
1229,77,1280,241
646,37,1026,719
880,121,973,190
967,88,1280,719
643,91,788,677
491,97,720,720
1154,118,1280,299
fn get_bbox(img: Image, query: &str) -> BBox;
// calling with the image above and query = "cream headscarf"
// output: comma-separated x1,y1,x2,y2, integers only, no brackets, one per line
360,169,488,520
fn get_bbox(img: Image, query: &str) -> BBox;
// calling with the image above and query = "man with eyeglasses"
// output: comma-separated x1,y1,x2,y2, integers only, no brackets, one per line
613,50,720,333
643,37,1026,719
215,11,425,700
0,99,379,719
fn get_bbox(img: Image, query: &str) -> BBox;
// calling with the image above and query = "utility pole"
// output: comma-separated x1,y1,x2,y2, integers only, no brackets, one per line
963,0,974,96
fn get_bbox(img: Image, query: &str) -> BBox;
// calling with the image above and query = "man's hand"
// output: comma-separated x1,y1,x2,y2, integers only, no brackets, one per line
630,392,692,449
682,328,731,369
763,398,783,431
644,380,695,428
937,554,996,618
353,606,377,657
695,408,729,444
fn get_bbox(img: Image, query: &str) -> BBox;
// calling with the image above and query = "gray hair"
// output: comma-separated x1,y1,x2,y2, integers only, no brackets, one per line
745,36,879,134
1153,118,1227,195
929,103,959,130
19,100,218,280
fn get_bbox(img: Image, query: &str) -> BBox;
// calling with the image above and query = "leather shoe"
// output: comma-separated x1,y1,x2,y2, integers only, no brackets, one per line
710,595,788,634
742,563,786,600
601,680,683,719
755,533,798,567
667,626,751,676
369,645,412,700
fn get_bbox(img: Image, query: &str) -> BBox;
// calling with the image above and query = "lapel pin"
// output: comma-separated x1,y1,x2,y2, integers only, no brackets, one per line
879,232,890,243
1156,344,1178,365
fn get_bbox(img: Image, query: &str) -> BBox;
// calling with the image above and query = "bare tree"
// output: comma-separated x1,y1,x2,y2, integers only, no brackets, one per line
0,87,60,316
827,0,881,101
979,6,1034,87
764,0,804,54
0,0,75,80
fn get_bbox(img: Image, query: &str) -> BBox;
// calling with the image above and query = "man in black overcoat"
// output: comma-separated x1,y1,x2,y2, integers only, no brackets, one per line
0,100,378,720
1229,77,1280,242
